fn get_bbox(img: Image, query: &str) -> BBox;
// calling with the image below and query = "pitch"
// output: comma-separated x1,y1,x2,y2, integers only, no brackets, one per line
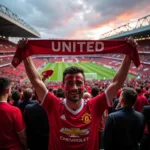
40,62,135,82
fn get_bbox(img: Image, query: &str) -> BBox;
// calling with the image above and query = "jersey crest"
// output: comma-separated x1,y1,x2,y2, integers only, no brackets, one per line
81,112,92,124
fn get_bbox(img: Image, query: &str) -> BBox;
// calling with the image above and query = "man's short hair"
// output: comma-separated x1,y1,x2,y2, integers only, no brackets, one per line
122,87,137,106
12,90,20,101
0,77,11,95
135,87,141,94
91,86,99,97
56,88,65,98
62,66,85,83
23,88,33,100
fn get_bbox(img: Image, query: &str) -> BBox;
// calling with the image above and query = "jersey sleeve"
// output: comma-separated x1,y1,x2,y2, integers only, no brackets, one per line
41,92,60,114
90,92,112,117
13,108,26,133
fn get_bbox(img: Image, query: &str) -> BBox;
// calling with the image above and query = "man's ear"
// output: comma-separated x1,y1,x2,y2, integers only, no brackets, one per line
5,88,10,94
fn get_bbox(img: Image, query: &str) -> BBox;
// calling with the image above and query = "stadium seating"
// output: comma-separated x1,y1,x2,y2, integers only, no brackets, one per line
0,55,13,66
0,39,16,53
0,39,150,83
77,58,90,62
0,58,47,85
64,58,77,62
138,40,150,52
49,57,63,62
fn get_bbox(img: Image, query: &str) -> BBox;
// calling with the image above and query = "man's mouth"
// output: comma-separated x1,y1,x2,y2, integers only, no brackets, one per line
70,92,79,96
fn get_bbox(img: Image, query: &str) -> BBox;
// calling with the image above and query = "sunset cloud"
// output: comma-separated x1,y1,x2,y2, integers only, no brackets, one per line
0,0,150,39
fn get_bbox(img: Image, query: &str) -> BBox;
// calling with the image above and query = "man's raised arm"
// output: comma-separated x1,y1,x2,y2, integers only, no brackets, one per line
23,57,47,102
106,37,137,102
106,55,131,101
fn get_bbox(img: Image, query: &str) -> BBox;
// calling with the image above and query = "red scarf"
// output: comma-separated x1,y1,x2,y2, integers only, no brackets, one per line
11,39,140,68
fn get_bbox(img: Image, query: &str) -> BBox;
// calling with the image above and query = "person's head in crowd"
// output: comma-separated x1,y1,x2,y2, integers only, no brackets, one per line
145,86,150,94
31,90,38,101
145,86,149,92
99,88,104,94
56,88,65,98
148,86,150,93
18,88,22,93
140,85,144,90
119,87,137,107
22,88,33,101
11,90,20,106
83,92,92,100
91,86,99,97
136,87,141,94
0,77,11,101
53,89,57,96
48,88,53,92
62,66,85,103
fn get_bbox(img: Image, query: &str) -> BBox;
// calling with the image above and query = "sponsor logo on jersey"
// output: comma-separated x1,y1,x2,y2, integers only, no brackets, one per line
81,112,92,124
60,128,90,137
60,136,89,142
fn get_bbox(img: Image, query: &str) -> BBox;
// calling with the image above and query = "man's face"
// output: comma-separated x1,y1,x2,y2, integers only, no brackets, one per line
62,73,85,103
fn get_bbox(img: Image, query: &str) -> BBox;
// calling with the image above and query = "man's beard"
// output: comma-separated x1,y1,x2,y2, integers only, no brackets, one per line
65,91,83,103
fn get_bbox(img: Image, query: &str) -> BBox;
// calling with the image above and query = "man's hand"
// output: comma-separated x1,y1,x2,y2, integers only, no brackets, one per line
125,37,138,48
18,38,28,49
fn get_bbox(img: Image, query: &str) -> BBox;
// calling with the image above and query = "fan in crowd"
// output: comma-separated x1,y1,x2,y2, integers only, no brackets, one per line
17,37,137,150
1,37,150,150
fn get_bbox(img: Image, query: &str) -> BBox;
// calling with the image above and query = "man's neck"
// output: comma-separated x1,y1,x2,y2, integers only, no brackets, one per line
0,95,7,102
122,103,132,108
66,99,82,111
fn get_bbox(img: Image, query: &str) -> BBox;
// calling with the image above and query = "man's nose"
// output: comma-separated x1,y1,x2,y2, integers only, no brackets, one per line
72,83,78,89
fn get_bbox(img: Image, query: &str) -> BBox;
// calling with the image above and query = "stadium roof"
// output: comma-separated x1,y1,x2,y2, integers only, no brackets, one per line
99,15,150,40
0,5,40,38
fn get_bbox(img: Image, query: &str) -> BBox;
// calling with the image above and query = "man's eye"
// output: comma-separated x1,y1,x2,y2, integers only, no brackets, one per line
76,82,82,86
67,82,73,85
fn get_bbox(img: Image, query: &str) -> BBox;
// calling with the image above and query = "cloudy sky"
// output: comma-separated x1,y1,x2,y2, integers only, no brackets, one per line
1,0,150,39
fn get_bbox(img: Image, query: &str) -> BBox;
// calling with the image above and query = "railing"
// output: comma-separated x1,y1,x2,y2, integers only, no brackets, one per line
100,15,150,39
0,4,40,37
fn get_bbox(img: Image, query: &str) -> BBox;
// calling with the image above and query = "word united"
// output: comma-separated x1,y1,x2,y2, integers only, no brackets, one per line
50,41,104,52
11,39,140,68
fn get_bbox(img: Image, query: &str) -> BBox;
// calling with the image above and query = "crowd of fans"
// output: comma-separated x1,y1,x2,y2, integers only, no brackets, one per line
0,38,150,150
1,76,150,150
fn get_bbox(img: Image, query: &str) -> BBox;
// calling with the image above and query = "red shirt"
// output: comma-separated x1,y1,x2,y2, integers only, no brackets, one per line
116,89,122,98
42,92,110,150
0,102,26,150
134,94,149,112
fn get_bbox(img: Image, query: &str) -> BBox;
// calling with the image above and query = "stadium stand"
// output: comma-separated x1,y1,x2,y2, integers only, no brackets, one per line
63,58,77,62
49,57,63,62
0,5,150,149
0,38,16,53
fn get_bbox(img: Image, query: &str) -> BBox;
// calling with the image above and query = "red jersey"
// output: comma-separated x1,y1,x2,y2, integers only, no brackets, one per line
134,94,149,112
42,91,110,150
0,102,25,150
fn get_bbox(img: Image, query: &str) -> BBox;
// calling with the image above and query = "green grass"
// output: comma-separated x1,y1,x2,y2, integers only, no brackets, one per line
39,62,135,82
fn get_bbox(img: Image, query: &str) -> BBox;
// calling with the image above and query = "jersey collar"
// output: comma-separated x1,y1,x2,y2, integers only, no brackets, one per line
63,99,84,115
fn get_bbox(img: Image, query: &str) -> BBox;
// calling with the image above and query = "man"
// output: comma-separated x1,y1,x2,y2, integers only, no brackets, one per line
103,87,145,150
18,88,36,114
12,90,20,107
91,85,105,149
24,74,50,150
20,37,137,150
0,77,27,150
134,87,149,112
140,105,150,150
24,101,49,150
91,86,99,97
83,91,92,100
